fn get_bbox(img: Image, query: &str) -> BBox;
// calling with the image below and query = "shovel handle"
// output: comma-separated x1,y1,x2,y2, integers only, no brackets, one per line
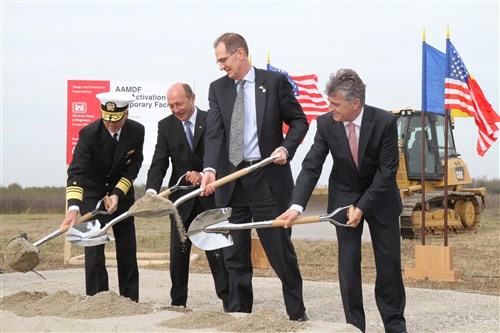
271,215,321,227
59,211,95,233
209,154,280,189
270,206,355,228
157,188,172,198
210,168,250,188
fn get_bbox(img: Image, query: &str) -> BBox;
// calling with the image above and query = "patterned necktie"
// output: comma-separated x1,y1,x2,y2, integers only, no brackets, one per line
347,122,358,168
184,120,193,150
229,80,245,167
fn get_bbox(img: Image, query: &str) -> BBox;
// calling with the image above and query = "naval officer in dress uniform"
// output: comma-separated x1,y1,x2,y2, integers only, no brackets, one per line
61,92,145,302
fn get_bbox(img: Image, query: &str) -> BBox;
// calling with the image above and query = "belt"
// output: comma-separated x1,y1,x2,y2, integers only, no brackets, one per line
240,159,262,167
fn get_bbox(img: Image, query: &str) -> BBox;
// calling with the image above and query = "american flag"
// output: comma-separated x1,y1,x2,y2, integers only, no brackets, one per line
267,63,328,132
445,39,500,156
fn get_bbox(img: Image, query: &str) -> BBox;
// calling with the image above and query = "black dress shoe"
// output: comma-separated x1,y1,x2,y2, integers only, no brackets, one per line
291,313,309,322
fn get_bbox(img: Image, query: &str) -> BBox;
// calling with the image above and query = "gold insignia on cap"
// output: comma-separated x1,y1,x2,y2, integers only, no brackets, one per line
106,102,116,111
102,110,126,122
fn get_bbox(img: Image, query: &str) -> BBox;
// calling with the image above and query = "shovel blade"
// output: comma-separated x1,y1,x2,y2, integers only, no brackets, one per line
189,232,233,251
187,207,234,250
66,220,102,243
70,235,115,247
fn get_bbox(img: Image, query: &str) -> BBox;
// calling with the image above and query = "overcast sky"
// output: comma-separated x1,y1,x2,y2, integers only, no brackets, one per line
1,0,499,187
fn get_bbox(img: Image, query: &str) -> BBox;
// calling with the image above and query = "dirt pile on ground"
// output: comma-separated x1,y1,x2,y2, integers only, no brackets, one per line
0,290,152,318
158,308,307,332
1,290,307,332
4,237,39,272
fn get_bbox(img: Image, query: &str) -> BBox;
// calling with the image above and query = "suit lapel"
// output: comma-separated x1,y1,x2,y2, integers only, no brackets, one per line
193,108,206,151
254,68,267,139
358,106,375,169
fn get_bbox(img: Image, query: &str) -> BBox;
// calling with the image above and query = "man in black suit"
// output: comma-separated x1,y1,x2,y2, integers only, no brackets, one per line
145,83,229,309
62,92,144,302
200,32,309,321
278,69,407,333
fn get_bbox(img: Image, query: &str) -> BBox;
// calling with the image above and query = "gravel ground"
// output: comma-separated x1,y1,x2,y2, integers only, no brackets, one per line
1,268,499,332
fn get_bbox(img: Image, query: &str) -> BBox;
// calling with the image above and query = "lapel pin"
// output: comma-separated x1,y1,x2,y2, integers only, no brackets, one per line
259,86,266,93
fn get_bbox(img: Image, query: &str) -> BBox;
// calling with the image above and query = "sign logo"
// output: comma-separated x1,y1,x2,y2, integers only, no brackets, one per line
72,102,87,114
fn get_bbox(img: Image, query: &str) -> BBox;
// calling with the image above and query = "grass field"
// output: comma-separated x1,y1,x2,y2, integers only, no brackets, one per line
1,196,498,296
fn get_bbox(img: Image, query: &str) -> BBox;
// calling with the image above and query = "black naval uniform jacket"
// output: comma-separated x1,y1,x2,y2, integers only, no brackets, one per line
66,118,144,207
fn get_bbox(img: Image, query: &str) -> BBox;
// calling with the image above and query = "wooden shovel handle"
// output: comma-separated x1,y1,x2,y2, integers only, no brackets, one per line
59,211,94,233
271,215,321,227
270,206,355,228
210,154,279,189
210,168,250,189
157,188,172,198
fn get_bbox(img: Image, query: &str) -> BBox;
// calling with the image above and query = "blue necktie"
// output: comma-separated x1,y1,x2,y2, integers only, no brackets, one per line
185,120,193,150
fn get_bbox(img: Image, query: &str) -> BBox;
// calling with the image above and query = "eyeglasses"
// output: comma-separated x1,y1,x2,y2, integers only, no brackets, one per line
216,48,238,65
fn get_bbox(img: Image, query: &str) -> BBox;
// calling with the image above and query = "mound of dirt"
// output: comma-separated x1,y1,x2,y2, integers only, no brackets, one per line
158,308,306,332
0,290,153,318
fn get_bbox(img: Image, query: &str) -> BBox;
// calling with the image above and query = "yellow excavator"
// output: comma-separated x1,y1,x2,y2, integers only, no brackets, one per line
391,109,487,238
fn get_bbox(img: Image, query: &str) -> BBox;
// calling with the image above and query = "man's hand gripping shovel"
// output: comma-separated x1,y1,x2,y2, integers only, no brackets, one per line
66,154,281,247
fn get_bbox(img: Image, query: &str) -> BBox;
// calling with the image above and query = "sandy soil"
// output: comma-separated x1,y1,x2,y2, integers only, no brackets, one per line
1,268,499,332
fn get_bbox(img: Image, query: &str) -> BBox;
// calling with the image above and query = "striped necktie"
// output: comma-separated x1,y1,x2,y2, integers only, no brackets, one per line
347,122,358,168
229,80,245,167
185,120,193,150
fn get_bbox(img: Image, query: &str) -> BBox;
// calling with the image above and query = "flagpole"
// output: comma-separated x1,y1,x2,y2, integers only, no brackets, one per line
443,27,451,247
420,28,427,244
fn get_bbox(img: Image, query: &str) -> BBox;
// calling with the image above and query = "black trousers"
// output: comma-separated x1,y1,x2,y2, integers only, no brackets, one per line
84,208,139,302
336,215,406,333
222,168,306,320
169,199,229,308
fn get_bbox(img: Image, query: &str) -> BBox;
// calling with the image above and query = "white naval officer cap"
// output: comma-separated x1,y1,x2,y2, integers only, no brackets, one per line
96,92,135,122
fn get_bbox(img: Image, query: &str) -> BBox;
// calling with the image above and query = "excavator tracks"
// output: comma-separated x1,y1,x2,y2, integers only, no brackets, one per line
400,191,484,239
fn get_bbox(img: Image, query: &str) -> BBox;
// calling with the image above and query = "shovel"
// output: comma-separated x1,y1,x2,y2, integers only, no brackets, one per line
35,197,109,247
68,154,281,247
4,198,108,272
187,205,355,250
66,172,199,246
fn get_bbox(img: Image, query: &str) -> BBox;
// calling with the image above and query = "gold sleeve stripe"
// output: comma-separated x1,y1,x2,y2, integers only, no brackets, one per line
116,177,132,195
66,186,83,201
